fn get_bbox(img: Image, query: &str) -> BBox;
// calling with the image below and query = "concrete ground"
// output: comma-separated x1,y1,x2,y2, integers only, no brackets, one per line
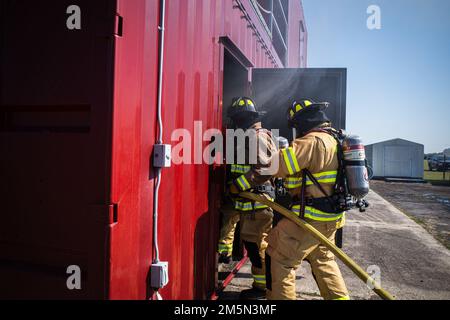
220,190,450,300
371,180,450,249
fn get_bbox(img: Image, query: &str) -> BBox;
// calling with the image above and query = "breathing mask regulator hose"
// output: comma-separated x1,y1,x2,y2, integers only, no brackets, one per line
239,192,395,300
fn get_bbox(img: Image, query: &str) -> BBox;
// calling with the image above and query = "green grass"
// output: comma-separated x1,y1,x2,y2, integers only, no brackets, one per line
424,160,450,185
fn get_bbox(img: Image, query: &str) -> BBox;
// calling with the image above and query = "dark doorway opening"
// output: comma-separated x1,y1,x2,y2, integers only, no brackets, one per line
215,49,250,294
222,49,250,127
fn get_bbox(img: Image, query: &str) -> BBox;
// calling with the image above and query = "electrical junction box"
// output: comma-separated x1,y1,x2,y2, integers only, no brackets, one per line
153,144,172,168
150,261,169,289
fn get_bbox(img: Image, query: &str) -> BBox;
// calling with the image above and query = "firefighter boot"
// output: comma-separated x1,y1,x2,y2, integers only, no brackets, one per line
239,287,266,300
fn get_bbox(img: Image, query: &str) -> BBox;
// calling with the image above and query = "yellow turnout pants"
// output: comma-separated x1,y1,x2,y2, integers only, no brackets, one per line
265,218,349,300
218,205,240,257
218,202,273,290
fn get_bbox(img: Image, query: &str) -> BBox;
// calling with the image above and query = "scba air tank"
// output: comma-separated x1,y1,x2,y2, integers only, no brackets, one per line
342,135,370,199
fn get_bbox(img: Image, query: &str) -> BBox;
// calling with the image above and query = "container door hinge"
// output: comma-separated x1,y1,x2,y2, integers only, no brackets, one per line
88,204,118,225
109,203,119,224
115,14,123,37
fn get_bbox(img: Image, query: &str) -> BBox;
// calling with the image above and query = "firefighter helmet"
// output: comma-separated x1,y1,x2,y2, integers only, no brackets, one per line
227,97,264,128
227,97,260,119
287,99,329,128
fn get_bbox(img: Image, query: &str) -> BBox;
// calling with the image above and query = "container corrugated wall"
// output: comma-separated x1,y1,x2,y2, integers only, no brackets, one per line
0,0,306,299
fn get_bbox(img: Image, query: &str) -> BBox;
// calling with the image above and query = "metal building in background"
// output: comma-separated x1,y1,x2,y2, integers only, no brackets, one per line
365,139,425,179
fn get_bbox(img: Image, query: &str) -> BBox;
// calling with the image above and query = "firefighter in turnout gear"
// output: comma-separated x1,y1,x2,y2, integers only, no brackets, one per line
265,99,349,300
217,97,277,299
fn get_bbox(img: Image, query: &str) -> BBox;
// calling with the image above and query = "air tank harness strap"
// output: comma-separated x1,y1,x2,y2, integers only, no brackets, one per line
298,168,340,219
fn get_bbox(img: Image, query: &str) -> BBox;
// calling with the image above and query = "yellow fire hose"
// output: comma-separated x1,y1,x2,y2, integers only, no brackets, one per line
239,192,395,300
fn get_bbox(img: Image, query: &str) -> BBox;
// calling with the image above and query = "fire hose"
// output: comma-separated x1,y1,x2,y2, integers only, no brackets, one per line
239,192,395,300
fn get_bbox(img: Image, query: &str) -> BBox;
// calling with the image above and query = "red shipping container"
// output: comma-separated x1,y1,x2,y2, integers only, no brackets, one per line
0,0,307,299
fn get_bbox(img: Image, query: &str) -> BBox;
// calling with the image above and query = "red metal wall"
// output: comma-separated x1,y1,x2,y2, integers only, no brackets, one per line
0,0,116,299
108,0,160,299
134,0,306,299
0,0,306,299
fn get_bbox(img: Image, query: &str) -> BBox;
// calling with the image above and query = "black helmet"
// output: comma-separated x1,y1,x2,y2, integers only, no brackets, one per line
286,99,329,128
227,97,259,119
227,97,264,128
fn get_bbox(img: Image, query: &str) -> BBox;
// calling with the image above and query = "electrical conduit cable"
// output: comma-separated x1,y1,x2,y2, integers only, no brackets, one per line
239,192,395,300
154,0,166,265
150,0,166,300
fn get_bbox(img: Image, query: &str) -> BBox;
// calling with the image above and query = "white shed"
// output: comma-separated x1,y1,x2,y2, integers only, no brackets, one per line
365,138,424,178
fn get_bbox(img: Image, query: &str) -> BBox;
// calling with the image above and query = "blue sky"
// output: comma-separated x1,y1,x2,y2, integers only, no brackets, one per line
302,0,450,153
